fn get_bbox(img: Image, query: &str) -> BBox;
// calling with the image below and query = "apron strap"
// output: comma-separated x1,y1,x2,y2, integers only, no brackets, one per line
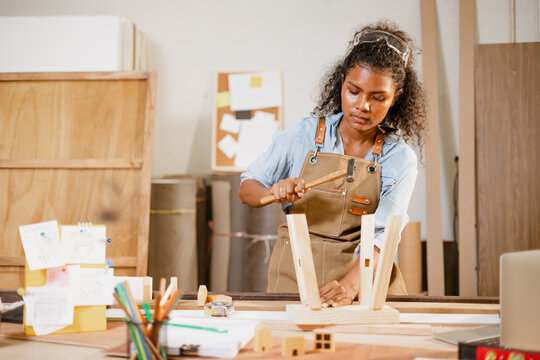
310,117,326,164
312,117,384,161
315,117,326,146
373,133,384,156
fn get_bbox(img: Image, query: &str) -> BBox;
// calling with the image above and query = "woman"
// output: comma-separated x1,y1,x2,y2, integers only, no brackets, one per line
238,21,427,308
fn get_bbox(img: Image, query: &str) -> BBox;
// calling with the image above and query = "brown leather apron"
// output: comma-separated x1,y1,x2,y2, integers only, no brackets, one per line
267,118,407,296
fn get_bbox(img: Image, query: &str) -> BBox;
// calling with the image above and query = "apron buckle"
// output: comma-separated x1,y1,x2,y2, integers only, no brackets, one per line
310,145,322,164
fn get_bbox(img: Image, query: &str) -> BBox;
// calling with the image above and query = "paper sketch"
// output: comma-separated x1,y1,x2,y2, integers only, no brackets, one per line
23,286,73,329
69,267,115,306
61,224,106,264
19,220,65,270
228,71,282,111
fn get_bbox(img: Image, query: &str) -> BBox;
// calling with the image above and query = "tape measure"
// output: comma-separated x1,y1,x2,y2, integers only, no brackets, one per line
204,301,234,317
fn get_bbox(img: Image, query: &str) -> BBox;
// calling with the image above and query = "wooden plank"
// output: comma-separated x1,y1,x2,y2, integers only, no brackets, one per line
458,0,477,297
386,301,499,314
420,0,445,296
286,214,322,310
0,256,25,266
398,222,422,294
0,80,147,161
1,322,126,349
475,43,540,296
372,215,402,310
264,320,433,336
177,291,499,304
359,215,374,306
286,304,399,325
108,297,501,314
0,256,136,267
2,321,456,360
0,170,141,273
210,180,232,291
0,71,149,81
136,72,156,276
0,159,142,169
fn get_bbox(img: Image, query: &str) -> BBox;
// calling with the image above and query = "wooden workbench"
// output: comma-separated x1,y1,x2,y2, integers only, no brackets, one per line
0,291,499,359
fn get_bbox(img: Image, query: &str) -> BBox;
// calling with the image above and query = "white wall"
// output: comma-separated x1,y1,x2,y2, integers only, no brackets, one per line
1,0,538,242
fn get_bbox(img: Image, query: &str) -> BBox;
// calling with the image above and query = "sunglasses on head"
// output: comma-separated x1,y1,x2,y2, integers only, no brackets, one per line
354,30,411,67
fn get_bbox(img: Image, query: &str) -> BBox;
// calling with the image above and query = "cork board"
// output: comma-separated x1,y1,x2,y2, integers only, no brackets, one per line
0,72,156,287
212,71,283,172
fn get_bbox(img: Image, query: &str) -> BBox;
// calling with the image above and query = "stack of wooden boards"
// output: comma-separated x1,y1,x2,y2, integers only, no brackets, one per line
0,16,146,72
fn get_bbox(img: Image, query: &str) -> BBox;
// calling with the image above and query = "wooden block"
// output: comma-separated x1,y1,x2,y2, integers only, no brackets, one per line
282,334,304,357
170,277,178,291
372,215,402,310
286,303,399,325
143,276,152,303
207,294,233,303
159,277,167,295
197,285,208,306
286,214,321,310
313,329,335,353
253,324,272,352
359,215,374,306
398,222,422,294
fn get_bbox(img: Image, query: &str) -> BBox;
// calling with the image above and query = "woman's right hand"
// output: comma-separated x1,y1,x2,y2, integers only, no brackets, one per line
270,177,307,203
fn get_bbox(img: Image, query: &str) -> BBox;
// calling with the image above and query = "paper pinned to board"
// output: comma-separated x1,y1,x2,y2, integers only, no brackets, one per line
217,91,231,108
19,221,65,270
234,111,278,169
219,113,242,134
47,264,80,287
69,267,115,306
163,317,259,358
217,134,239,159
250,75,263,88
23,286,74,330
61,225,106,264
228,71,282,111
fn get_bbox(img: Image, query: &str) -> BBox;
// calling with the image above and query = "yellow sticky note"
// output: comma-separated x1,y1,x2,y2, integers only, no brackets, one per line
217,91,231,108
250,75,263,88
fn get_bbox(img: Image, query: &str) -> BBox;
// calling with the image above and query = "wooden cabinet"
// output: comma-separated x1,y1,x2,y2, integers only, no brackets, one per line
0,72,156,287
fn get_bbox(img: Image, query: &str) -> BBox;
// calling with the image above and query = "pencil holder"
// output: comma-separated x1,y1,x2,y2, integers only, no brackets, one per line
125,319,168,360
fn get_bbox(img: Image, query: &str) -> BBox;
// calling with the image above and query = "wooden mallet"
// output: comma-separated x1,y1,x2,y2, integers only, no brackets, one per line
259,159,355,206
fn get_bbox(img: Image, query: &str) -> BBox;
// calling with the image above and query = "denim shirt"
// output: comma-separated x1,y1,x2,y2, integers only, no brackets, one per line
240,113,418,254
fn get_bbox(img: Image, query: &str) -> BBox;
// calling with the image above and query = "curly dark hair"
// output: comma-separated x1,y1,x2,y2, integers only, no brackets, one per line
312,20,427,150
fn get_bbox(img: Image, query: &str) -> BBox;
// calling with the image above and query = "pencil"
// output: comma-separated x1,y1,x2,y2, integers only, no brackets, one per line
113,292,164,360
119,283,151,360
115,285,146,360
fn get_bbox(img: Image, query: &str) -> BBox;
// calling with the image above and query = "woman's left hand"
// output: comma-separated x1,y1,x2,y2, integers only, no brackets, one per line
319,280,355,308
